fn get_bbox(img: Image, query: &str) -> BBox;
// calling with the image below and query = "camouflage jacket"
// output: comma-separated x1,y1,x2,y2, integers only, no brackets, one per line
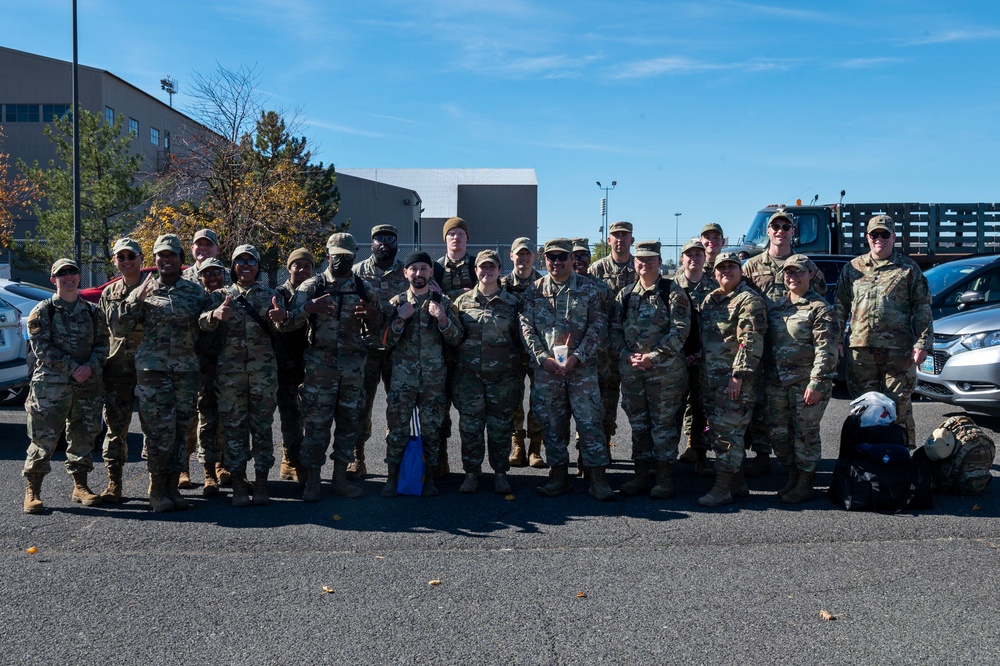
99,277,144,376
274,278,308,371
835,250,933,350
699,280,767,379
382,290,464,383
200,282,280,376
354,256,408,352
742,251,827,307
116,276,209,373
500,269,542,300
28,296,109,385
520,272,607,368
436,253,476,299
453,286,522,376
281,269,383,373
674,270,718,357
588,255,637,296
767,289,839,390
610,278,691,368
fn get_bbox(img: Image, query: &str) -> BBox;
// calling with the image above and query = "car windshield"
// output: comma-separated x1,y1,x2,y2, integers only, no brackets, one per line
743,211,771,248
3,283,55,301
924,258,994,295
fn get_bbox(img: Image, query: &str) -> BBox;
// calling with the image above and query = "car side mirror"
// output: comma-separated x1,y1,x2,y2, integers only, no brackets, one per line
958,290,985,311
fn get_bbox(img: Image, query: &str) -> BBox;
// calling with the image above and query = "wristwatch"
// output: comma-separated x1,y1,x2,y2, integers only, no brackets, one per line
731,371,744,380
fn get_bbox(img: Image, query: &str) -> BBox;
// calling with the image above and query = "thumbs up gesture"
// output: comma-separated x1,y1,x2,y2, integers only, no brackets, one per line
214,293,233,322
268,295,287,323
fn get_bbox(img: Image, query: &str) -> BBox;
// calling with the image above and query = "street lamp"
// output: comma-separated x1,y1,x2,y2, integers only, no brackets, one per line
674,212,682,265
596,180,617,237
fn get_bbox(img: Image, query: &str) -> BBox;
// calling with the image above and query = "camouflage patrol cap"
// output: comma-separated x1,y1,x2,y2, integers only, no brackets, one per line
197,258,227,275
153,233,184,255
634,240,661,258
608,221,633,234
50,258,80,277
192,229,219,246
571,238,590,253
768,210,796,226
782,254,812,272
681,240,705,255
543,238,573,254
371,224,397,238
112,237,142,255
475,249,501,267
701,223,724,236
232,244,261,263
714,251,743,268
868,215,895,234
924,427,956,461
511,237,533,253
326,232,358,255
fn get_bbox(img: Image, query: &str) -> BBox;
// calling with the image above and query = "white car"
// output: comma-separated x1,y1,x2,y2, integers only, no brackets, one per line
0,279,54,405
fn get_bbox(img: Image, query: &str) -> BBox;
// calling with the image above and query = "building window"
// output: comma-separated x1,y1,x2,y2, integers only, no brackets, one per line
105,106,114,124
5,104,40,122
164,131,170,151
150,127,159,146
42,104,72,122
128,118,139,136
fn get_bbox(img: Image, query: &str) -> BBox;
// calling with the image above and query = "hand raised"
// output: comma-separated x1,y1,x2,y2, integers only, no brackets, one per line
304,293,334,315
214,293,233,322
268,295,286,323
396,302,416,320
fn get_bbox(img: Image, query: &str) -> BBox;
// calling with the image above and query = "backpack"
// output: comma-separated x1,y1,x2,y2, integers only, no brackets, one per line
930,415,995,495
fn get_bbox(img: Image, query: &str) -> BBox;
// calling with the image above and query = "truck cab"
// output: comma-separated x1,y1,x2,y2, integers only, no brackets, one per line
730,204,835,258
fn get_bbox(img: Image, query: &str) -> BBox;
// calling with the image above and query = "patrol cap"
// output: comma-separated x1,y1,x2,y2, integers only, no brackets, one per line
112,237,142,256
50,258,80,277
475,249,501,267
608,221,633,234
371,224,397,238
404,251,433,268
924,427,956,461
714,251,743,268
326,232,358,256
153,233,184,256
232,244,261,263
543,238,573,254
700,222,724,236
782,254,813,272
634,240,661,258
868,215,895,234
197,258,227,275
768,210,796,226
511,237,533,253
286,247,315,269
192,228,219,246
571,238,590,253
681,240,705,255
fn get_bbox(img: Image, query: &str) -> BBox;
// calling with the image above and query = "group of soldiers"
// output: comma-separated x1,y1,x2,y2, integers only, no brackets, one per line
20,210,932,513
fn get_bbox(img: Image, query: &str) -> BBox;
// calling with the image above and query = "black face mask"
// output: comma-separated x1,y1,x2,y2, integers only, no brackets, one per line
373,243,398,263
330,255,354,277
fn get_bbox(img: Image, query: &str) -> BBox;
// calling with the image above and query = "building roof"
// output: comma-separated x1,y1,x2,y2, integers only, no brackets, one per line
338,168,537,219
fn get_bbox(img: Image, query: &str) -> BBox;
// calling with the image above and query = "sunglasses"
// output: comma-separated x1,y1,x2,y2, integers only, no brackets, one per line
769,223,793,232
373,234,397,243
115,252,137,261
201,268,224,278
868,230,891,240
54,268,80,277
234,258,258,266
573,252,591,260
545,252,569,262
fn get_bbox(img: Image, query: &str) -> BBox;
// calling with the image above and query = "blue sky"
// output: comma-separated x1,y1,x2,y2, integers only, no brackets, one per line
3,1,999,252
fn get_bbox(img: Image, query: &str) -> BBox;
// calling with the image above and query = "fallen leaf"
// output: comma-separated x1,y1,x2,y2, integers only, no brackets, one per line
322,586,334,594
576,591,586,598
26,547,38,555
504,494,516,501
973,505,981,511
428,579,441,586
609,442,616,447
819,610,836,621
332,514,342,521
375,555,385,559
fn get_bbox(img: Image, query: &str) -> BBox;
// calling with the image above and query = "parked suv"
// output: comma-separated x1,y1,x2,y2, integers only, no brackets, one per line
0,295,28,402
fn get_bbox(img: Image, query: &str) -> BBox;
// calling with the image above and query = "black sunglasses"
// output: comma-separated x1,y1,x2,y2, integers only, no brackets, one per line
234,258,258,266
868,230,891,240
545,252,570,262
373,234,397,243
115,252,137,261
201,268,225,278
54,268,80,277
769,223,793,232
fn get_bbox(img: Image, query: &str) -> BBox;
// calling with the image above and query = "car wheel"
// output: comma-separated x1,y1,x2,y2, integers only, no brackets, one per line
0,384,29,406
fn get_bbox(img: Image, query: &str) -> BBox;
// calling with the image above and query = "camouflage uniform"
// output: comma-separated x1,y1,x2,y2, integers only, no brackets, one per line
500,269,543,446
200,283,280,475
699,280,767,473
99,279,143,466
521,272,608,468
282,270,382,469
382,290,464,466
610,278,691,463
588,254,637,444
835,248,932,447
274,277,309,470
452,285,522,473
766,288,839,473
435,252,477,467
674,270,718,453
116,276,208,474
23,297,109,476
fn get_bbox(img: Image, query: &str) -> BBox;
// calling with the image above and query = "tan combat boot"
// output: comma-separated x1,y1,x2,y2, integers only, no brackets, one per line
252,470,270,506
331,461,364,498
278,450,297,482
216,462,232,487
23,473,44,514
778,464,799,498
678,445,698,464
148,474,174,513
177,455,194,489
588,466,615,501
538,464,572,497
381,463,399,498
698,471,734,507
302,468,322,502
743,453,772,477
781,471,816,504
100,464,123,504
231,471,251,507
346,445,367,480
166,472,190,510
527,439,548,469
650,462,675,499
509,434,527,467
71,472,101,506
618,461,654,496
203,463,220,496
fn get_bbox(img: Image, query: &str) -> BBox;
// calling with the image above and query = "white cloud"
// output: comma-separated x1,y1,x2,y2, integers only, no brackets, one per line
899,28,1000,46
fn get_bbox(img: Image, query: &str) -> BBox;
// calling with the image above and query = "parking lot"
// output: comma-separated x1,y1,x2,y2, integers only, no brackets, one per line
1,389,998,664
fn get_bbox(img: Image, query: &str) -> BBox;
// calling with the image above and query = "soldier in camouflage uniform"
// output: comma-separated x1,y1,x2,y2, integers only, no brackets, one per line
181,228,221,282
766,255,839,503
380,251,464,498
835,215,933,448
116,234,210,512
522,239,613,501
98,238,145,503
697,252,767,507
452,250,522,494
698,222,725,272
274,247,315,484
588,221,637,452
282,233,383,502
741,210,828,477
22,259,109,514
351,225,409,480
190,258,228,496
500,236,545,468
199,245,284,507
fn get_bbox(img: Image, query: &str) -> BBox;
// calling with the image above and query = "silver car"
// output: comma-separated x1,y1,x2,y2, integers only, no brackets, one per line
916,302,1000,416
0,295,28,399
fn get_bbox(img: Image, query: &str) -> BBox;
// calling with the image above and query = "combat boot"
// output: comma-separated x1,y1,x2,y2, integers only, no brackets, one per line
148,474,174,513
743,453,772,477
730,467,750,498
177,455,194,489
252,471,270,506
778,464,799,498
678,445,698,464
781,471,816,504
23,473,44,514
698,471,734,507
346,445,367,480
494,472,512,495
331,461,364,499
588,466,615,501
459,471,479,494
538,464,571,497
278,451,297,482
216,462,232,487
71,472,101,506
650,462,676,499
230,470,251,508
527,439,548,468
203,463,220,496
422,475,439,497
381,463,399,498
695,449,713,478
509,434,527,467
302,468,322,502
434,449,450,479
100,464,123,504
166,472,190,510
618,461,654,496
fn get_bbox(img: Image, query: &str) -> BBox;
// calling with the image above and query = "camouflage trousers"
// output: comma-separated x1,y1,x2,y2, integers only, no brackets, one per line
678,363,709,452
848,347,917,448
744,379,774,457
360,348,393,449
276,360,305,466
23,380,103,476
512,357,543,441
193,370,222,464
702,371,755,474
598,349,620,442
136,370,198,475
532,364,608,468
385,376,447,467
453,368,518,473
101,369,137,466
299,364,364,469
217,370,277,474
767,377,831,473
620,359,687,463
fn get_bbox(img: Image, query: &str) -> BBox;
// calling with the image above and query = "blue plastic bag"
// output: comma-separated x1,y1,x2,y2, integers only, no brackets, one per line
397,408,425,496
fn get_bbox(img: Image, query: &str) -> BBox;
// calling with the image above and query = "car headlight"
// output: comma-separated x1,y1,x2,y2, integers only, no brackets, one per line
959,330,1000,352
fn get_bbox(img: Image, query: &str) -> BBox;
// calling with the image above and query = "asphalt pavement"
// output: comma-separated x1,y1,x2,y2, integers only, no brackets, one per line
1,387,998,664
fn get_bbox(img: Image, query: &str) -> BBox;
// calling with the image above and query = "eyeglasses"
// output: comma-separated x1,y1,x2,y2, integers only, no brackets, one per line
868,230,891,240
115,252,137,261
545,252,569,262
54,268,80,277
784,268,805,277
373,234,397,243
201,268,224,278
769,223,793,232
234,258,258,266
572,252,591,260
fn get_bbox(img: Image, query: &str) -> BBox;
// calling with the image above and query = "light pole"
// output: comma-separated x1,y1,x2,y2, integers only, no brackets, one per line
674,212,682,265
596,180,617,238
